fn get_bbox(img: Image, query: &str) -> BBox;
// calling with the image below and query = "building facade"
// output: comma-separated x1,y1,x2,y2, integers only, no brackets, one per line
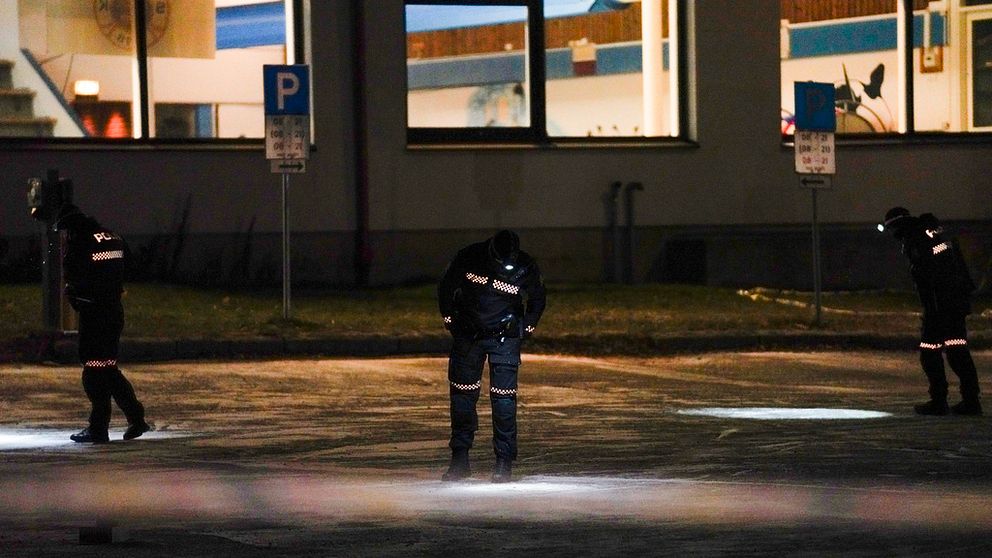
1,0,990,290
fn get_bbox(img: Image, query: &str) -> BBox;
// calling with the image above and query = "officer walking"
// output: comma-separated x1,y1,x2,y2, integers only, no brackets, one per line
438,230,546,482
880,207,982,415
29,179,151,443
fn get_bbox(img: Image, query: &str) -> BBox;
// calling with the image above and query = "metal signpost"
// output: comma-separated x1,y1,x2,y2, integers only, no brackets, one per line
794,82,836,326
264,64,310,319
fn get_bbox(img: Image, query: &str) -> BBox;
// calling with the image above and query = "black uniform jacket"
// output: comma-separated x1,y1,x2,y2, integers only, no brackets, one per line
59,210,127,309
438,240,546,336
900,214,975,316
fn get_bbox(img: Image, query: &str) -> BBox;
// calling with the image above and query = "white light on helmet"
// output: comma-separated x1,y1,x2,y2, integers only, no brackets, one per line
876,224,885,232
505,264,514,270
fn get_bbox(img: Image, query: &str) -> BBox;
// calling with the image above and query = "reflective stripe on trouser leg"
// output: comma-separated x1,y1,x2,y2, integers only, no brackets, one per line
489,361,518,461
448,338,485,451
82,367,113,435
945,340,980,400
108,367,145,425
919,342,948,402
487,336,521,461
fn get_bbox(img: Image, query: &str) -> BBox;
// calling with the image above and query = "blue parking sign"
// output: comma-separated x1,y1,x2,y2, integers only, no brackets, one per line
794,82,836,132
264,65,310,116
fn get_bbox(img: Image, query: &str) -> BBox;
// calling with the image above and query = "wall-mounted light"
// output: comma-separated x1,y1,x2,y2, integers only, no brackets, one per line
73,79,100,99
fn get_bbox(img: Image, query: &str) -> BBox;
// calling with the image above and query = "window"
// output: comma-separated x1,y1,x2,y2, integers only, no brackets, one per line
3,0,301,141
406,0,686,145
781,0,992,136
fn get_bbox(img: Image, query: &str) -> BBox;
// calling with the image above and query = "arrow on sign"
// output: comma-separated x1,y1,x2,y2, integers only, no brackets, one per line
798,175,832,189
271,159,307,174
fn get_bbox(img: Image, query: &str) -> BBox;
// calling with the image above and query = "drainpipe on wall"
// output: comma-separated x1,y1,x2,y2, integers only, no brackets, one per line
351,0,371,287
604,181,622,283
623,181,644,285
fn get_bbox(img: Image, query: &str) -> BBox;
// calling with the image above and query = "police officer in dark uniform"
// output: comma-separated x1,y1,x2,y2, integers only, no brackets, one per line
29,180,151,443
881,207,982,415
438,230,546,482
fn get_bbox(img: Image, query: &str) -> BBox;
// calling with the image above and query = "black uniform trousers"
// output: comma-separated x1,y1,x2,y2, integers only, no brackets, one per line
78,301,145,435
918,310,980,402
447,335,521,460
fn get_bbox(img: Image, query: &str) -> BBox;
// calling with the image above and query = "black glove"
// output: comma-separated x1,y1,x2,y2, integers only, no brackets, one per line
523,324,536,339
443,315,457,336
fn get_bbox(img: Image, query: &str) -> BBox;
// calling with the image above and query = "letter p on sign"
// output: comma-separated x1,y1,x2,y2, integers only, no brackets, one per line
277,73,299,111
264,65,310,116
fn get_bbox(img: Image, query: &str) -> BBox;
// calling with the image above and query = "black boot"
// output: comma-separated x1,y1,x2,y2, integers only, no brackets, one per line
123,421,151,440
442,449,471,482
914,399,949,416
70,427,110,444
491,457,513,483
951,399,983,416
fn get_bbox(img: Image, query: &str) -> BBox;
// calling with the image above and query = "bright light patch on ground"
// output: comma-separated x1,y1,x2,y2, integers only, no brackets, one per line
0,429,189,450
676,408,892,420
441,477,621,495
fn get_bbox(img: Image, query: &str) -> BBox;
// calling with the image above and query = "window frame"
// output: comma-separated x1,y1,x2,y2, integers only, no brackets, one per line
782,0,992,145
0,0,307,150
405,0,692,148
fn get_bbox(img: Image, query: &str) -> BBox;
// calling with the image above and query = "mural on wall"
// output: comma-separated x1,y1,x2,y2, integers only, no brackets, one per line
782,62,894,134
468,83,527,127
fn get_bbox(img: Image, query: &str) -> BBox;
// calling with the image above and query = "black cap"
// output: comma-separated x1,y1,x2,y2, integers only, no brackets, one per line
878,206,911,232
488,230,520,268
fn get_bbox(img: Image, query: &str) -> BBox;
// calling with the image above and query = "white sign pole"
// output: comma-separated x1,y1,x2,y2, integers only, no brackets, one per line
811,188,821,324
794,82,836,327
282,173,290,320
264,65,310,321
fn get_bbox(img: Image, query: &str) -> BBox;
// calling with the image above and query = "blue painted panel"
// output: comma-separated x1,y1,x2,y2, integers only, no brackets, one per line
546,50,575,80
408,55,526,90
409,42,670,90
791,18,898,58
217,2,285,50
789,14,947,58
195,104,214,138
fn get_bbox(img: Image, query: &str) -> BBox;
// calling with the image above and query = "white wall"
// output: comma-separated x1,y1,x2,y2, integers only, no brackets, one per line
408,71,667,137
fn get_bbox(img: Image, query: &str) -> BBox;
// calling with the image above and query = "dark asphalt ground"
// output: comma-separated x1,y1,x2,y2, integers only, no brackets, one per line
1,351,991,556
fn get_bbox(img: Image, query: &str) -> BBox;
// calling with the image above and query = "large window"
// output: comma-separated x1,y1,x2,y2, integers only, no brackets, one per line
3,0,301,141
781,0,992,136
406,0,685,145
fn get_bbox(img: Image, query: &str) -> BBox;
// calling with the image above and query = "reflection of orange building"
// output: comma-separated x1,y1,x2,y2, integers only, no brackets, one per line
407,5,657,59
781,0,929,23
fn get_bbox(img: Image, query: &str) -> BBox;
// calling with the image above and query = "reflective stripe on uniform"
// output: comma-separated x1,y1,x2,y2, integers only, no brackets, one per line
524,325,535,334
945,338,968,347
932,243,949,255
492,280,519,295
919,342,943,350
443,316,453,324
92,250,124,261
85,359,117,368
490,386,517,396
451,380,481,391
466,272,488,285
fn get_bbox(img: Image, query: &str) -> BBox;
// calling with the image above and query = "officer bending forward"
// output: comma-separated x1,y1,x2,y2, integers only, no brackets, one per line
881,207,982,416
30,187,151,443
438,230,546,483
